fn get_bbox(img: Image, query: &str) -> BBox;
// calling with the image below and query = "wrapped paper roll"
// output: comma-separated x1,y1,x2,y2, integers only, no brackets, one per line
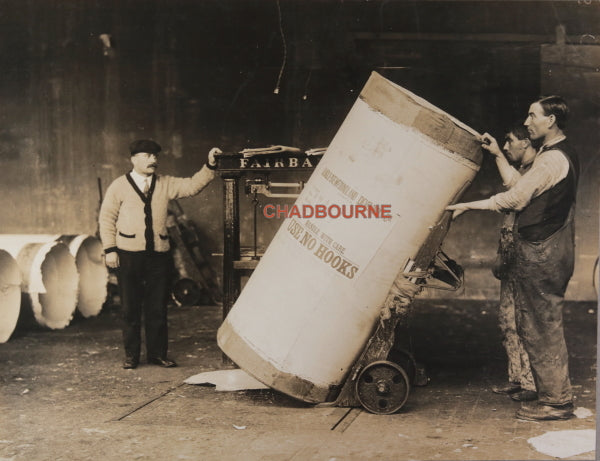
218,72,483,403
0,250,22,342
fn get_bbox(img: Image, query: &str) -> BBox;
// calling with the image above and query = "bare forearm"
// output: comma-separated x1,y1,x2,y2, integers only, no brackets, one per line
446,198,494,219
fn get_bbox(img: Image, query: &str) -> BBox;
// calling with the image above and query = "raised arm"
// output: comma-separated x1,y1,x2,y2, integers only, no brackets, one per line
481,133,520,187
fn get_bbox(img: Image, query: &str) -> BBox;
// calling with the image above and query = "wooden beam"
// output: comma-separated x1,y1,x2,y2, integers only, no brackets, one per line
353,32,583,43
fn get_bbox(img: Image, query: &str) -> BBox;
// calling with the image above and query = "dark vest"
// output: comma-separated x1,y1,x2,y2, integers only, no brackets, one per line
516,139,579,241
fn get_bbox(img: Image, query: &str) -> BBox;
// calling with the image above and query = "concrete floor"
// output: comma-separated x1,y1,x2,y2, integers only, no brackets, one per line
0,298,596,461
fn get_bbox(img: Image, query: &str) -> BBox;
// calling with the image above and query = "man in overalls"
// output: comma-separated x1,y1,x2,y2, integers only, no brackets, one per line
447,95,579,421
485,124,537,403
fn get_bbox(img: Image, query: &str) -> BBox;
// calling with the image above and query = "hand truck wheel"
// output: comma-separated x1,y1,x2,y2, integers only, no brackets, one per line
355,360,410,415
171,278,202,307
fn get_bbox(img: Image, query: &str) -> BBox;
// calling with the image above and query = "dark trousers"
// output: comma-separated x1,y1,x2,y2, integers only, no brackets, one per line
512,219,574,405
117,250,173,360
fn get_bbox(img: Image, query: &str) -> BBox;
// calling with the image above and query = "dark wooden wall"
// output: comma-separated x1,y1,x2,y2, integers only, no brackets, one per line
0,0,598,299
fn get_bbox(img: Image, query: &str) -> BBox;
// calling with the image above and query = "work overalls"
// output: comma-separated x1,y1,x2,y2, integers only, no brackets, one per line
512,192,576,406
495,212,535,391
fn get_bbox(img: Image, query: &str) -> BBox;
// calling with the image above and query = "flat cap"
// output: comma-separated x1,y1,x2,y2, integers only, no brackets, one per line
130,139,162,156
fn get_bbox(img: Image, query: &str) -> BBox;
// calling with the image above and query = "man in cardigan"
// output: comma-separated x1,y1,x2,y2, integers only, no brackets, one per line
447,95,579,421
99,139,220,369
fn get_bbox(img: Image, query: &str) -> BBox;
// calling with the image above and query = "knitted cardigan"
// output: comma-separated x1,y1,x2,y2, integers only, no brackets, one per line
99,165,215,254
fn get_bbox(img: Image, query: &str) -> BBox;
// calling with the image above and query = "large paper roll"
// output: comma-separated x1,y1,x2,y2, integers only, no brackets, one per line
218,72,483,403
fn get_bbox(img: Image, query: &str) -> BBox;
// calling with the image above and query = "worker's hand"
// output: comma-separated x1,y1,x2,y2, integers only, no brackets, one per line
446,203,469,220
104,251,119,269
208,147,222,168
480,133,502,158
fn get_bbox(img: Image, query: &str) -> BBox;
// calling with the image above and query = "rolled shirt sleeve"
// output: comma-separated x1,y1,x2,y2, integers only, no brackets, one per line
488,150,570,212
501,165,521,189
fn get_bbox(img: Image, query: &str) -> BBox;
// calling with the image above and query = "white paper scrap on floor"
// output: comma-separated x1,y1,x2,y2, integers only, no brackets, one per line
528,429,595,459
185,369,269,391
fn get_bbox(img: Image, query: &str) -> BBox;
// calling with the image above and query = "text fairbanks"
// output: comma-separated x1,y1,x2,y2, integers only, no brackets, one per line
263,204,392,219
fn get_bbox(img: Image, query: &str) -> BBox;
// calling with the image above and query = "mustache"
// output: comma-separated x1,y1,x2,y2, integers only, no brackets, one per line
148,163,158,168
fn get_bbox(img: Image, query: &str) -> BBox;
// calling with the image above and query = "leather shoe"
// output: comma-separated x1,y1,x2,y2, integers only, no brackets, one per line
123,357,139,369
148,357,177,368
510,390,538,402
491,382,521,395
516,401,574,421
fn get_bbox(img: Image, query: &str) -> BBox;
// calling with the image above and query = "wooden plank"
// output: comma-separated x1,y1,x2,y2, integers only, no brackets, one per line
541,44,600,68
354,32,582,43
233,260,260,270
